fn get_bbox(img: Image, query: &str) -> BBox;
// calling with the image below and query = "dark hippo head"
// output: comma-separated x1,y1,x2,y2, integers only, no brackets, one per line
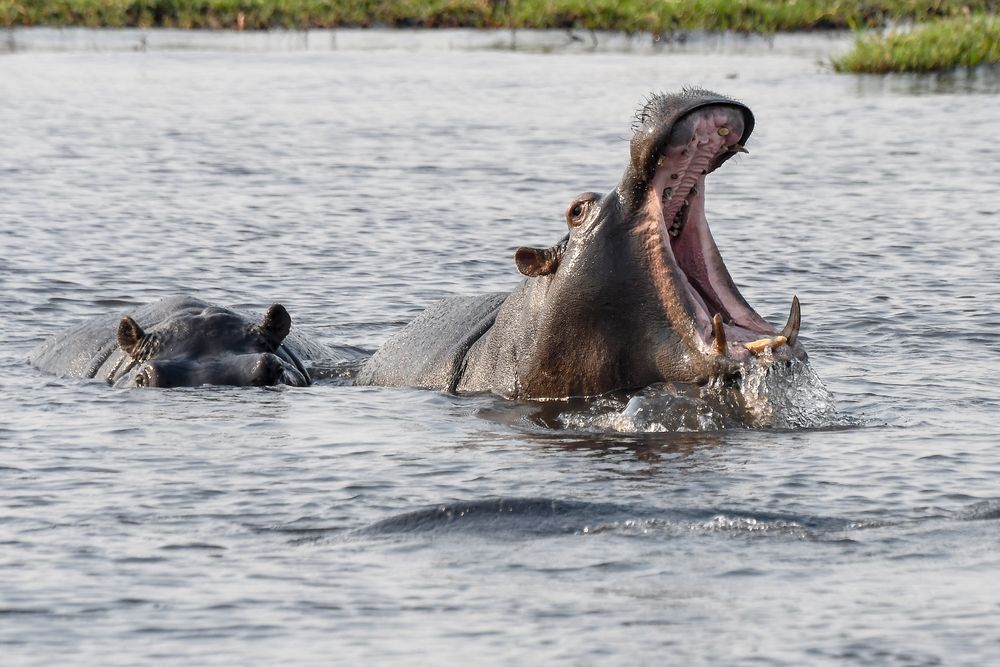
113,302,309,388
507,88,805,397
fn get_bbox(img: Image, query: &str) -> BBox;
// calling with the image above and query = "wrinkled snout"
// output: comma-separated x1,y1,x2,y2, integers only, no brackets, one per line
249,352,287,387
129,352,304,388
133,362,165,388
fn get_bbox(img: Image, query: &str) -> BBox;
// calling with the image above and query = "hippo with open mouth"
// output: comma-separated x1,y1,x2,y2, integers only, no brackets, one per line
30,296,313,388
358,88,805,398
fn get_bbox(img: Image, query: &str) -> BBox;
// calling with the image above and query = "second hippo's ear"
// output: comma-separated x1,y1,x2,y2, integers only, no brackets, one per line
515,236,568,277
260,304,291,343
116,316,146,358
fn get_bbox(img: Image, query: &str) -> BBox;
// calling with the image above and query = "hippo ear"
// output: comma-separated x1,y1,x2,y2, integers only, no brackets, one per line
260,304,291,343
515,234,569,277
116,316,146,358
515,246,562,277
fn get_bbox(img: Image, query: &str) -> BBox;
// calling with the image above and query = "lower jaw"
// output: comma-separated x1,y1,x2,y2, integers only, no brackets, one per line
691,345,808,389
650,210,800,364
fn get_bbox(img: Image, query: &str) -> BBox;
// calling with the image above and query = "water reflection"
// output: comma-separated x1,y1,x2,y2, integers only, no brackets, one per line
524,429,730,465
851,63,1000,96
475,394,733,465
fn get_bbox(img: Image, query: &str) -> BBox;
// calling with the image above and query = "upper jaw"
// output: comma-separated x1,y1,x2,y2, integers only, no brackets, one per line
626,89,755,199
637,106,804,372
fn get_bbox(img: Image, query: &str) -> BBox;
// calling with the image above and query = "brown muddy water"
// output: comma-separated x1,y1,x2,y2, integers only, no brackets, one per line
1,29,999,666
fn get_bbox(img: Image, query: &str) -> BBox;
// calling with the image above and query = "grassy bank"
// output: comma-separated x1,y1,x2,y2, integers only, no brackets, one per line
1,0,996,33
833,14,1000,73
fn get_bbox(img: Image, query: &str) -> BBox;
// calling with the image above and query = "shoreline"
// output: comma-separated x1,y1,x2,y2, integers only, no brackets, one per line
2,26,855,56
6,24,998,75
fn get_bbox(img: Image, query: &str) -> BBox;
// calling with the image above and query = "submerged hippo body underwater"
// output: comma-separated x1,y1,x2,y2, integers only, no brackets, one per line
32,89,814,403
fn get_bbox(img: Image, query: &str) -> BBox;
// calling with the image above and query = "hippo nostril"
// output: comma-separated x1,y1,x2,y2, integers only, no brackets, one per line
252,353,285,387
134,364,158,388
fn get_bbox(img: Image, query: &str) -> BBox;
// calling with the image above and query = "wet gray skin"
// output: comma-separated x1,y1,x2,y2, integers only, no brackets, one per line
358,88,807,399
30,296,312,388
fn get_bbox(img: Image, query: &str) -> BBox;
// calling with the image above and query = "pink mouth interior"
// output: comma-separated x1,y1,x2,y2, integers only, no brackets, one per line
649,108,776,353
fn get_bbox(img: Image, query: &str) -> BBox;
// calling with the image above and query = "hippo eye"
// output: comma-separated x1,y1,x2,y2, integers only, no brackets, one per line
566,200,588,227
565,192,601,229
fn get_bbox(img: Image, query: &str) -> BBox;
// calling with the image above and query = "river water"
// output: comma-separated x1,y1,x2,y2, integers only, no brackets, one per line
2,30,999,666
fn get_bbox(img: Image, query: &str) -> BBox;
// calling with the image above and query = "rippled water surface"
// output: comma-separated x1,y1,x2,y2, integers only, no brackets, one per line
2,33,1000,665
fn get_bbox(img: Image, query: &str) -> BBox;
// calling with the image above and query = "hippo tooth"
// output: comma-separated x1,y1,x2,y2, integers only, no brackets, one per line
712,314,727,355
668,200,688,237
778,295,801,346
668,210,684,236
743,335,788,354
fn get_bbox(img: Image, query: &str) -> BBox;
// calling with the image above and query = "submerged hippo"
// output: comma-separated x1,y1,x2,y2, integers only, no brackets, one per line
358,88,806,399
30,296,315,388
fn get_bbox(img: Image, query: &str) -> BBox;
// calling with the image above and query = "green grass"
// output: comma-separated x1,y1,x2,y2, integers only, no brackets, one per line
833,14,1000,73
0,0,996,32
5,0,999,72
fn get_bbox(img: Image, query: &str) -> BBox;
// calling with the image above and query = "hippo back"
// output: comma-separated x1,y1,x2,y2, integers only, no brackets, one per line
356,293,506,391
31,310,132,382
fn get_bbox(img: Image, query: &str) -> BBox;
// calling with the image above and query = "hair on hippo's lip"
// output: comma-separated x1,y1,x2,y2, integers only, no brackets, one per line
641,103,803,365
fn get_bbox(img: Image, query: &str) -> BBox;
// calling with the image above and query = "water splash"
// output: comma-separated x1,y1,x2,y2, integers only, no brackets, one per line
699,514,809,538
736,358,840,429
558,360,841,433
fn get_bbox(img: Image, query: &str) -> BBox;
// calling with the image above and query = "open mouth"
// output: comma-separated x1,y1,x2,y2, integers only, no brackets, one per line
645,106,801,362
